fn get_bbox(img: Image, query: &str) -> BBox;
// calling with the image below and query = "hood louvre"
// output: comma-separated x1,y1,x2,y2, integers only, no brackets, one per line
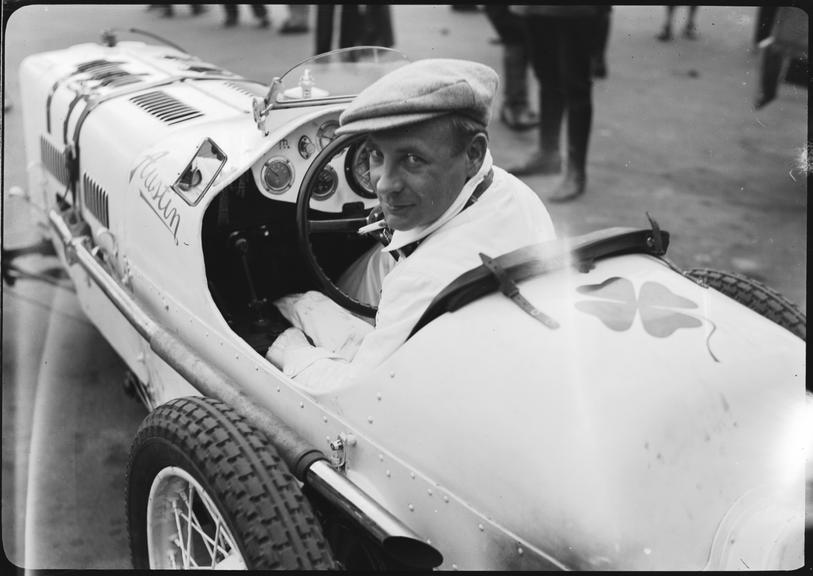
129,90,204,125
76,59,146,88
40,136,70,186
82,173,110,228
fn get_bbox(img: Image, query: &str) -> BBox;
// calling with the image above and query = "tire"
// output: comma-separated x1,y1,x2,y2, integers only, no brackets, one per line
126,396,335,570
686,268,806,341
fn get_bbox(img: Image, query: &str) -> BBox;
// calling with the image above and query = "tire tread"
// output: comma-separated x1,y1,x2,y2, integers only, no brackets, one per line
126,396,334,569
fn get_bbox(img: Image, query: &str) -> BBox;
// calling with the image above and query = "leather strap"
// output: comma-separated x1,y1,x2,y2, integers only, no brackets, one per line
479,252,559,329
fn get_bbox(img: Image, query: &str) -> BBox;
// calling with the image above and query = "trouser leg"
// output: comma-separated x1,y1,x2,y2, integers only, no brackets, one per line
558,18,594,178
251,4,268,20
503,42,530,111
528,16,563,159
223,4,238,24
339,5,362,48
315,5,335,54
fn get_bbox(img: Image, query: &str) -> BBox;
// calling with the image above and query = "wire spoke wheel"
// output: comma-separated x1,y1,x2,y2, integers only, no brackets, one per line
127,396,335,570
147,466,246,569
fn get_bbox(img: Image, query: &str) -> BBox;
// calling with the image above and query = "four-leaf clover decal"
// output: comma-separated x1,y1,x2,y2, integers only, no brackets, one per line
575,277,719,361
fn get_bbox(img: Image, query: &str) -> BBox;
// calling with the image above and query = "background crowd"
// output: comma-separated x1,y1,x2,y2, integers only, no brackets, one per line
139,4,806,206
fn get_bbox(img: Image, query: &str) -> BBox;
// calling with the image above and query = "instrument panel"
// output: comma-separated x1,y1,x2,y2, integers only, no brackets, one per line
252,112,377,212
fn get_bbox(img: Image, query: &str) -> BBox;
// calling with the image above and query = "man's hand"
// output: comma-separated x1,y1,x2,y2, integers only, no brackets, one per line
265,327,312,368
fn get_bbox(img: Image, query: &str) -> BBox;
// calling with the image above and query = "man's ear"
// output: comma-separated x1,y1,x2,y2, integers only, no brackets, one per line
465,133,488,178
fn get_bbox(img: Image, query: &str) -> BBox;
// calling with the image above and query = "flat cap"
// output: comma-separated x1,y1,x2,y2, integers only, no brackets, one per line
336,58,499,135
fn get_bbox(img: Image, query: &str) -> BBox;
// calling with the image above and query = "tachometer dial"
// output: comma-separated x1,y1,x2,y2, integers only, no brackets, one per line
261,157,294,194
312,165,337,201
344,142,376,199
316,120,339,149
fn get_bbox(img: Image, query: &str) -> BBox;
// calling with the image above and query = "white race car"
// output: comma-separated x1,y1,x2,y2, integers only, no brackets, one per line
8,29,808,570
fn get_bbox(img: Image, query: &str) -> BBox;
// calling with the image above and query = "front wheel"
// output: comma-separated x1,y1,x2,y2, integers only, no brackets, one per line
126,396,335,569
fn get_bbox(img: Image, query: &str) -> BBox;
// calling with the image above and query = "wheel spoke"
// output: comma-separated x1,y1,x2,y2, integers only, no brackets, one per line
147,465,250,570
308,217,367,234
186,484,194,567
171,499,192,568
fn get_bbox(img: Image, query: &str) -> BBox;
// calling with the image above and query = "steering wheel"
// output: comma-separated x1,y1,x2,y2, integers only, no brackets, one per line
296,132,378,319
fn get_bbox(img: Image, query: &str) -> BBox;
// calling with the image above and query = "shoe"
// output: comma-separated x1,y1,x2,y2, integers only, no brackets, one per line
548,173,586,203
500,106,539,131
223,17,238,27
656,26,672,42
683,24,698,40
280,21,309,34
507,151,562,176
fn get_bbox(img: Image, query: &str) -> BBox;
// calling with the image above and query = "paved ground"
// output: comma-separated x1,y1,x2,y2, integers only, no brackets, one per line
1,4,807,569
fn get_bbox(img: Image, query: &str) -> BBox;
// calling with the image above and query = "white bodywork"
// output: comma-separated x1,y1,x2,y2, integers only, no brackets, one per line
18,40,808,570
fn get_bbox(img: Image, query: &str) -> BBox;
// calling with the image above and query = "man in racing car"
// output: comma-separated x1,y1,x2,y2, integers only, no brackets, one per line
266,58,556,392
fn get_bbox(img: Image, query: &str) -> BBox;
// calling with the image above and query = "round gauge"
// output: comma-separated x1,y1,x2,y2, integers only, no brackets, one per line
312,165,338,201
316,120,339,149
261,157,294,194
298,135,315,159
344,142,376,199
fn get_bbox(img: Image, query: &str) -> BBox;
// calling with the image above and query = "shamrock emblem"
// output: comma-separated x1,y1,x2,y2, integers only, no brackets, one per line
575,277,702,337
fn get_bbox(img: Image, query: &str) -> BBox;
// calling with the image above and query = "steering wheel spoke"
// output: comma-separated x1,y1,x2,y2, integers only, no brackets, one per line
308,216,368,234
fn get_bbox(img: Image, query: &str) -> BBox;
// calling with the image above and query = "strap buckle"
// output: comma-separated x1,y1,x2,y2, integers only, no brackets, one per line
479,252,559,329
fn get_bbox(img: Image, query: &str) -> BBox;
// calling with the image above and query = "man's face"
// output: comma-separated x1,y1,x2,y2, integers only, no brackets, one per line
366,119,470,231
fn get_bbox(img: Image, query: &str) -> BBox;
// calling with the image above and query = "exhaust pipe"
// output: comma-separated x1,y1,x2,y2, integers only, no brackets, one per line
47,208,444,570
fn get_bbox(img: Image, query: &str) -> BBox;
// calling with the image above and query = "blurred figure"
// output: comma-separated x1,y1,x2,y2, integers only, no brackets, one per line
281,4,310,34
484,5,538,131
157,5,207,18
592,6,612,79
656,6,699,41
222,4,270,28
315,5,393,55
754,6,808,109
508,6,600,203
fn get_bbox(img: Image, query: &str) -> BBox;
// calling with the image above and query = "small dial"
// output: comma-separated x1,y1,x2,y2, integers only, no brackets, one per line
298,135,315,159
261,157,294,194
312,165,337,201
345,142,376,199
316,120,339,149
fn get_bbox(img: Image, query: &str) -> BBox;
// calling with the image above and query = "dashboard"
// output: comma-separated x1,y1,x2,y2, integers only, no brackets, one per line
250,111,379,213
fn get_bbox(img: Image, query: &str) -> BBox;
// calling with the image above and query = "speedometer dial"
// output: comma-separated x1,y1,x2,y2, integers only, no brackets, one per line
344,142,376,199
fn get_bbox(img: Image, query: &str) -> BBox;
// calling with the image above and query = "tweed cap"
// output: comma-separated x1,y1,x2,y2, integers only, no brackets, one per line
336,58,499,135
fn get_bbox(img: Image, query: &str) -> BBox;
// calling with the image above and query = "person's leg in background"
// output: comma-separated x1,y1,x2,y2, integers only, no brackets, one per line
484,5,538,131
507,15,563,176
552,16,594,201
683,6,699,39
656,5,676,41
339,5,362,49
315,5,335,54
223,4,238,27
591,7,612,79
250,4,270,28
281,4,310,34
